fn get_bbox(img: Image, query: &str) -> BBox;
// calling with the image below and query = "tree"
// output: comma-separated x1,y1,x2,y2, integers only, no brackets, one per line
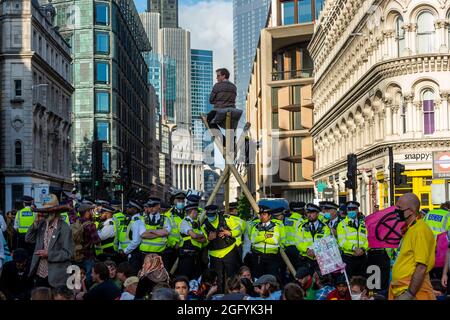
237,194,252,221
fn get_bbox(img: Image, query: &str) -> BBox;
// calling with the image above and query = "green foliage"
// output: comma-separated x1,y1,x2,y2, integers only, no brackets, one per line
237,194,252,221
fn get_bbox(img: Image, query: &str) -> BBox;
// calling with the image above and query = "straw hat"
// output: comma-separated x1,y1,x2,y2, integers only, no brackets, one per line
42,194,59,208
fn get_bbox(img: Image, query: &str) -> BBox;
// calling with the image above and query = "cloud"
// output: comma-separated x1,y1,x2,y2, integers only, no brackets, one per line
179,0,233,81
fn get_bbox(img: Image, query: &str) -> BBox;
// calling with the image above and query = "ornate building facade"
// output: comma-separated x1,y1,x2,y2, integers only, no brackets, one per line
0,0,73,211
309,0,450,213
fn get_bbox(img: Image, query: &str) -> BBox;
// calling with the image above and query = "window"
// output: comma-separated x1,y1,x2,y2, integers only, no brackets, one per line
291,111,303,130
96,121,110,142
298,0,312,23
315,0,324,19
102,151,110,173
95,91,110,113
12,184,24,210
282,1,295,25
14,80,22,96
395,16,405,57
95,61,109,83
291,137,302,155
95,32,109,54
15,140,22,166
272,112,279,130
292,86,301,105
95,2,109,25
422,89,435,135
417,12,435,54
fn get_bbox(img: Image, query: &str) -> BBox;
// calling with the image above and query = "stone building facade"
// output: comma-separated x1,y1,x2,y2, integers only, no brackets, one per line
309,0,450,213
0,0,73,211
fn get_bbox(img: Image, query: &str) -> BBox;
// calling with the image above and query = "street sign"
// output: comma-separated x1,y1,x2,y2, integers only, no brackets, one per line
317,182,328,193
432,151,450,179
33,184,49,208
323,188,334,199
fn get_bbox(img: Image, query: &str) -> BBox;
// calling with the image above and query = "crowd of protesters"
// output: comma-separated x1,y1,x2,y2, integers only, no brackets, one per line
0,191,449,301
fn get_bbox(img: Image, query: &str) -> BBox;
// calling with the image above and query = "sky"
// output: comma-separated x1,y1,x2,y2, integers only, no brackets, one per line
134,0,234,78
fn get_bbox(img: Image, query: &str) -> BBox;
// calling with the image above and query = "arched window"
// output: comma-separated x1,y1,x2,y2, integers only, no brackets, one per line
417,12,435,53
395,16,405,57
15,140,22,166
422,89,435,134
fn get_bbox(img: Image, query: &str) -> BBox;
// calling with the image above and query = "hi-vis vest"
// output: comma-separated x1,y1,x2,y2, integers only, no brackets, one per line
113,212,128,250
166,208,183,248
284,215,302,247
336,216,368,255
60,212,70,225
180,218,203,250
225,214,245,247
17,207,35,234
296,220,331,259
202,215,238,258
423,209,450,237
250,219,285,254
140,214,168,253
95,219,118,255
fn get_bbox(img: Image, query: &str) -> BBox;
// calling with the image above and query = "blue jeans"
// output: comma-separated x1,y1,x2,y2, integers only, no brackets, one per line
83,258,96,288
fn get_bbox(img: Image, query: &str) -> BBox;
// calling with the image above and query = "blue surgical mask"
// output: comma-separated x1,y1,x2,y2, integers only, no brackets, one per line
207,214,216,221
176,203,185,210
324,212,331,220
348,211,357,219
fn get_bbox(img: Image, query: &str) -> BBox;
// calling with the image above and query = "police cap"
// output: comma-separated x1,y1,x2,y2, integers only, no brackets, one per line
322,201,339,210
204,205,219,213
184,203,199,212
289,201,306,211
229,202,238,210
269,207,285,217
258,205,271,214
305,203,321,213
22,196,34,204
186,194,201,204
345,201,360,209
174,192,186,200
127,200,143,211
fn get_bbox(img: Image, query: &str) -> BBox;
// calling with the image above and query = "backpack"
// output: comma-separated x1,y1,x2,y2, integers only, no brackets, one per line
71,220,92,263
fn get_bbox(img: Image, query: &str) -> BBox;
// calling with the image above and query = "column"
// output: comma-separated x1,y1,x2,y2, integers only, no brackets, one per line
374,114,380,141
414,102,423,137
385,103,392,136
404,95,414,133
435,20,448,52
392,106,399,135
442,92,449,131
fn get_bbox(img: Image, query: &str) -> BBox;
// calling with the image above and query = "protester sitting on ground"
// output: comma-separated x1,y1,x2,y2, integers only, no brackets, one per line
238,265,253,282
173,276,190,300
53,286,75,300
104,260,121,289
135,254,170,300
190,269,219,300
120,276,139,300
281,283,304,300
30,287,53,300
240,277,257,297
116,261,136,283
314,273,335,300
326,275,351,300
350,276,372,300
79,262,121,300
0,248,32,300
295,266,317,300
249,274,281,300
216,275,248,300
151,287,180,300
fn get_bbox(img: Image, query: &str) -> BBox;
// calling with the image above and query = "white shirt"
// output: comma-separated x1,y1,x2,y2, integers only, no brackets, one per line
147,212,172,233
120,292,135,300
180,216,195,235
98,218,115,241
0,214,6,232
124,213,146,254
310,220,320,230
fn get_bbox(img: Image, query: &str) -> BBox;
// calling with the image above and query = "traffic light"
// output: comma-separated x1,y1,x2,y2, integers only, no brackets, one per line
394,163,407,186
345,153,357,189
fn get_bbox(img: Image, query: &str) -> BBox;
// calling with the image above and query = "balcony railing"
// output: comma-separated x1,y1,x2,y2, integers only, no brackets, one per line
271,68,314,81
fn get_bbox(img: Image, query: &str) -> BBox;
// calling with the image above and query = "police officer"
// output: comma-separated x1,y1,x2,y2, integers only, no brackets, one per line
297,203,331,272
289,201,306,223
321,201,341,237
140,197,172,269
95,205,118,262
279,207,302,271
122,200,146,273
336,201,368,278
226,201,245,261
202,204,241,293
423,208,450,237
166,192,186,253
250,206,286,279
14,196,35,254
177,203,206,279
93,199,109,229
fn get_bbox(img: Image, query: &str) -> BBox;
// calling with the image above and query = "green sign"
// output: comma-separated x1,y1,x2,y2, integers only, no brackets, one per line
317,182,328,193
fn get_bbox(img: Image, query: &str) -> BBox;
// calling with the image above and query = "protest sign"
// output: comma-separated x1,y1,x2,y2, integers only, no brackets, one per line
312,236,345,275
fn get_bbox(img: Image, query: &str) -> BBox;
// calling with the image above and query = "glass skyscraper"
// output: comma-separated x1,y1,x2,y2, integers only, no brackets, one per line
191,49,213,154
148,0,178,28
233,0,270,116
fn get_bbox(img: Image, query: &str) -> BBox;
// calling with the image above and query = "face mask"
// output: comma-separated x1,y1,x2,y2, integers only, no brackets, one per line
207,214,216,221
395,208,407,221
351,293,362,300
176,203,185,210
348,211,357,219
324,212,331,220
